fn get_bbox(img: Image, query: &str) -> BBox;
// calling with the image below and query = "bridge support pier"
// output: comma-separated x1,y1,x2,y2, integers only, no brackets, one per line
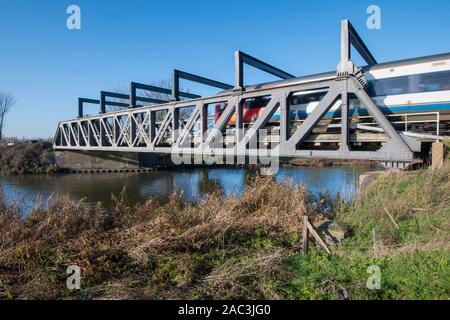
432,142,445,169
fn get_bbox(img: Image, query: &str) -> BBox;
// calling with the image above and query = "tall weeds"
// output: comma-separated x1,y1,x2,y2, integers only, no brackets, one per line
0,176,309,300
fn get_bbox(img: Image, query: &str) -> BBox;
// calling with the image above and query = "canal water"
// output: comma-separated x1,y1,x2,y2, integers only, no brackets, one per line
0,165,377,214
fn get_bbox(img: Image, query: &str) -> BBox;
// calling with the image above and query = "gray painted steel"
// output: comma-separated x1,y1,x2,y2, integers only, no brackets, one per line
54,20,425,169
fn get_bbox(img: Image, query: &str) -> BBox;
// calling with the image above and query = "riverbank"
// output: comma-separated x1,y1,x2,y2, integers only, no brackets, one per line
283,157,378,168
0,142,378,175
0,142,57,175
0,158,448,300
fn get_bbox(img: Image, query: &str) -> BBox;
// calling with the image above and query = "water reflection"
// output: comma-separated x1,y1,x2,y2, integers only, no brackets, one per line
0,165,377,214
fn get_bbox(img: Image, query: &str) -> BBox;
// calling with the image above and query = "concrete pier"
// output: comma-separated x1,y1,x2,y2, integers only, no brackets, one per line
431,142,445,169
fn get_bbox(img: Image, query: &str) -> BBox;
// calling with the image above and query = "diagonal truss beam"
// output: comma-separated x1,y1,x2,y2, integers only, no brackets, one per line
203,99,236,146
174,106,201,147
287,86,341,150
236,94,280,148
153,110,172,146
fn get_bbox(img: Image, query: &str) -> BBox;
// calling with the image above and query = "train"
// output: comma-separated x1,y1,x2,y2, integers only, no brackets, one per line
214,52,450,132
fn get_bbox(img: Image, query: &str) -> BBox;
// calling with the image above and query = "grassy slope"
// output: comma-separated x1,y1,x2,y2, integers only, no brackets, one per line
288,160,450,299
0,157,449,300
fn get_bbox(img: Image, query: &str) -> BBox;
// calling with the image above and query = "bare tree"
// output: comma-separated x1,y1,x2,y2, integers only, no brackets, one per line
0,91,15,142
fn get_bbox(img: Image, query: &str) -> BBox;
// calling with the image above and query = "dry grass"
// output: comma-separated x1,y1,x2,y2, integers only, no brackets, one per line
0,176,309,300
0,142,56,175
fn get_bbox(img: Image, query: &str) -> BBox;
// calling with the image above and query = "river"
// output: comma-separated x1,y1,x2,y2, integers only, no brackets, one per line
0,165,378,215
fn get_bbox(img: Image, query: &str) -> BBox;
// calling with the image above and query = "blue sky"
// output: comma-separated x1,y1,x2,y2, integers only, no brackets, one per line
0,0,449,138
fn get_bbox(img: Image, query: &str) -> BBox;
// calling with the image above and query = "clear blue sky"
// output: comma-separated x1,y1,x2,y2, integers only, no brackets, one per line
0,0,449,138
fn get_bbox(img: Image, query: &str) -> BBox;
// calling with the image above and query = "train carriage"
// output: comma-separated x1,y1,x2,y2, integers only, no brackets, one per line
214,52,450,135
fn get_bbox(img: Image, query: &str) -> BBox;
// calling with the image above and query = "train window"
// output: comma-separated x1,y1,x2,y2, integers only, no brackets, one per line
419,71,450,92
290,91,328,105
369,70,450,96
242,96,271,109
370,76,409,96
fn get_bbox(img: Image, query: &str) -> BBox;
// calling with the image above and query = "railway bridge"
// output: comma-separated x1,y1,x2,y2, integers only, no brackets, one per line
53,20,447,170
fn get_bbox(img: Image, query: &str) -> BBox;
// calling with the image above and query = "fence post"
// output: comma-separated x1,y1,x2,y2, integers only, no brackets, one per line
302,215,310,255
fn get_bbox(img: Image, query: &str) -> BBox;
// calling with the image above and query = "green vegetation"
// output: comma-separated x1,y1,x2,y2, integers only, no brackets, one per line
287,155,449,300
0,157,449,300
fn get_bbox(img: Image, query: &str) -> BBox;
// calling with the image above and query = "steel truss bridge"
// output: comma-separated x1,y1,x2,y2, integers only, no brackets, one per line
53,20,441,169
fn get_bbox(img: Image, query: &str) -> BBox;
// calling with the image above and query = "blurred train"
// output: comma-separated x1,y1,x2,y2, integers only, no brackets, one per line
214,52,450,131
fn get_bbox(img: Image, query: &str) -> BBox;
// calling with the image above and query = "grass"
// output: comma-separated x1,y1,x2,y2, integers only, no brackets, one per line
287,154,450,300
0,156,449,300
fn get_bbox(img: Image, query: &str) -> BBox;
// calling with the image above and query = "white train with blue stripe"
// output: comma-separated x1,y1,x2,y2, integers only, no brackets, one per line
216,52,450,135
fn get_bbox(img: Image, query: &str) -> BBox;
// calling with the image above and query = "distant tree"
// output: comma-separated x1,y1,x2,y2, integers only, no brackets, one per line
0,91,15,142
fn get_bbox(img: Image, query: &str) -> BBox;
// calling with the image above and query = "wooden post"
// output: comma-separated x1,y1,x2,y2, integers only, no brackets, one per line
302,215,309,255
301,215,332,255
307,220,332,255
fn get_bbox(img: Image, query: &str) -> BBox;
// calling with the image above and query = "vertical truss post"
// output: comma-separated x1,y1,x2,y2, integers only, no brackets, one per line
150,111,156,144
234,51,244,92
200,103,207,139
338,19,378,152
100,91,107,114
99,91,131,114
172,106,179,142
78,98,100,118
279,91,289,153
340,20,351,68
172,70,181,101
235,96,244,142
340,80,350,151
130,82,137,108
339,19,377,72
130,114,137,146
78,98,83,118
233,51,295,91
172,69,232,101
100,118,106,146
